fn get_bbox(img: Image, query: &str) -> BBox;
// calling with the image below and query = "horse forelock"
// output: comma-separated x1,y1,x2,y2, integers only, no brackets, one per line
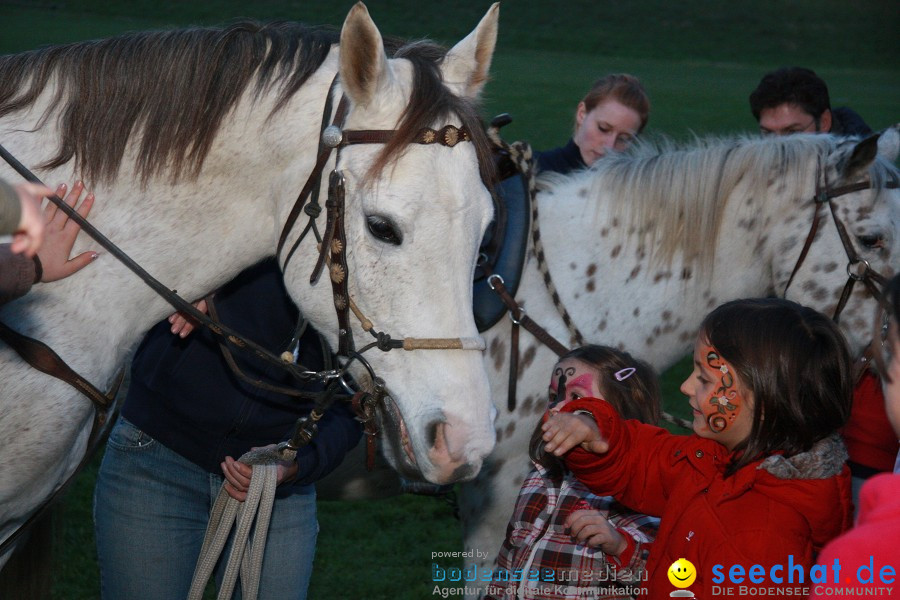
565,134,838,274
367,39,496,189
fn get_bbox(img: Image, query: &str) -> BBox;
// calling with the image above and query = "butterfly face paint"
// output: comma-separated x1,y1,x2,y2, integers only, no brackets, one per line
547,359,603,413
700,345,741,433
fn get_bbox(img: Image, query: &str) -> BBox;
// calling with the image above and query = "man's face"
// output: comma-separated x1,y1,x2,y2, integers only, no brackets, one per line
758,102,831,135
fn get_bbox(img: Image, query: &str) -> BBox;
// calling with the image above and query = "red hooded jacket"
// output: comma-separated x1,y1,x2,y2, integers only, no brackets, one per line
562,399,853,599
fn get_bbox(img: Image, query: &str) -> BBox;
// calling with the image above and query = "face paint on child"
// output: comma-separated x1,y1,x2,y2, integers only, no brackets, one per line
699,345,741,433
547,359,604,412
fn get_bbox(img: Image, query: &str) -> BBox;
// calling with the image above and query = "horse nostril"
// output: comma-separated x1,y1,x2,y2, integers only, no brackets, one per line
427,420,441,448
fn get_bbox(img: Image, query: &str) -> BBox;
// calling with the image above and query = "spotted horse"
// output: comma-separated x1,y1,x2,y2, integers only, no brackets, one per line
316,127,900,579
458,127,900,579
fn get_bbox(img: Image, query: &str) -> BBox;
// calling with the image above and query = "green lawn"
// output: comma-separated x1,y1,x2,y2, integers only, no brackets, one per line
1,1,896,598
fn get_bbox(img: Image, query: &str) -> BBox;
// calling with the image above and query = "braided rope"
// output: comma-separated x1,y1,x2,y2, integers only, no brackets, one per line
487,131,585,346
188,445,296,600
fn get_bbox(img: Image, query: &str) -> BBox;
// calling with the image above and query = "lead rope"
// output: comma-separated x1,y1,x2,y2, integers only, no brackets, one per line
187,378,349,600
187,446,290,600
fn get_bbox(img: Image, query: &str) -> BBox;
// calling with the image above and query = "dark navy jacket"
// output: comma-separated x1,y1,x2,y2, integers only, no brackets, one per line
122,258,362,490
536,138,586,175
831,106,872,137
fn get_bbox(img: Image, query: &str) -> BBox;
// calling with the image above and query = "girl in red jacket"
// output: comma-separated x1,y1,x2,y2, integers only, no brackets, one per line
542,298,854,599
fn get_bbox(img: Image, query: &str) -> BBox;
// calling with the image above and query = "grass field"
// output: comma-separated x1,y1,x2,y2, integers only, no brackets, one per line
1,1,898,598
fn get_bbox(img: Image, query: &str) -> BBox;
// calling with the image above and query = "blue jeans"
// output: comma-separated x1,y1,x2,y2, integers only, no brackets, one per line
94,417,317,600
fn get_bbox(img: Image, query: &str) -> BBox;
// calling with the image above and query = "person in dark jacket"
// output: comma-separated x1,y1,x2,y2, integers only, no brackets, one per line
749,66,872,137
537,74,651,175
94,258,363,600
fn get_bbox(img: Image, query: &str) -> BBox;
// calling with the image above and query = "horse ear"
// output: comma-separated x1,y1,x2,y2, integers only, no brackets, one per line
340,2,390,107
841,133,880,179
440,3,500,98
876,124,900,163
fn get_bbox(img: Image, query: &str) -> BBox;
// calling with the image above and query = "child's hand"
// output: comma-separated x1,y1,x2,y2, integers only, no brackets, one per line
541,412,608,456
565,509,627,557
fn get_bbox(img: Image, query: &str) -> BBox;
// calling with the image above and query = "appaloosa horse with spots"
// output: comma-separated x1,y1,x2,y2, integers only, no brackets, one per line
458,128,900,578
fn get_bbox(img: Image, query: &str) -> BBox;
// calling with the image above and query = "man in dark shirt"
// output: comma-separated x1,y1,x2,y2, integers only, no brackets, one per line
749,66,872,137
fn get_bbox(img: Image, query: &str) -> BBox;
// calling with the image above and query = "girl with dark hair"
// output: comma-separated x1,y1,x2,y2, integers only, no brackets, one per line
483,345,660,600
541,298,854,599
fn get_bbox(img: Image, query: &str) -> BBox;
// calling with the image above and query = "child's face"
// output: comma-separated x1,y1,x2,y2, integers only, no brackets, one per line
548,358,604,413
680,336,754,451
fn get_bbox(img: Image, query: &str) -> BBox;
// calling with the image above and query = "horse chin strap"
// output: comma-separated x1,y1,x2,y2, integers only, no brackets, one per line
277,79,485,365
782,157,899,379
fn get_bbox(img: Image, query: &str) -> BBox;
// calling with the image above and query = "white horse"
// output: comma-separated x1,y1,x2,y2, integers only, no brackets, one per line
0,2,502,569
455,128,900,578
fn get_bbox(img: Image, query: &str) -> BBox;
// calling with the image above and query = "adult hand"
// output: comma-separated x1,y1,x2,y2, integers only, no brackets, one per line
37,181,98,282
10,182,54,257
221,446,299,502
565,509,627,556
168,298,208,338
542,412,608,456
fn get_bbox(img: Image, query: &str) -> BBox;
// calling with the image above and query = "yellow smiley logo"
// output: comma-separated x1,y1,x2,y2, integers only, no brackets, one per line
667,558,697,588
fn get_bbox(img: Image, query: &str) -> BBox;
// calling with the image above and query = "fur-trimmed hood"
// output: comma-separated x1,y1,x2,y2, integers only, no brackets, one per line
758,433,848,480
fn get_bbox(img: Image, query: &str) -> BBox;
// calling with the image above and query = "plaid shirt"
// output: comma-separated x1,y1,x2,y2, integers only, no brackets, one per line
482,462,658,600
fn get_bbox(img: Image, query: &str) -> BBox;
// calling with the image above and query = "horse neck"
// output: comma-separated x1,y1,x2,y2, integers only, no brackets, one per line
112,55,340,298
530,167,784,369
0,56,341,377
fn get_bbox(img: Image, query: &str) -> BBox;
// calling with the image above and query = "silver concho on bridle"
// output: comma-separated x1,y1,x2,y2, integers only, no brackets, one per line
322,125,343,148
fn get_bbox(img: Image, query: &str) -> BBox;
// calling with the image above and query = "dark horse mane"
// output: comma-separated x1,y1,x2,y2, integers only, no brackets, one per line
0,21,495,185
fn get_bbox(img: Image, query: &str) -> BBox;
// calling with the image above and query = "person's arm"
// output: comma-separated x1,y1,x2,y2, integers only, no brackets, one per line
1,179,56,257
565,506,657,581
0,245,37,304
35,181,97,282
292,398,365,486
552,398,685,517
0,182,97,304
0,178,23,234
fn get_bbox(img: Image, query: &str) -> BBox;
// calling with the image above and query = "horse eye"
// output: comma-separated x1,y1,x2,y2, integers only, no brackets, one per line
366,215,403,245
857,234,884,250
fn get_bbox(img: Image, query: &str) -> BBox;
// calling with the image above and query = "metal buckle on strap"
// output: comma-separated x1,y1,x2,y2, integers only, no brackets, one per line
847,258,870,281
509,305,526,326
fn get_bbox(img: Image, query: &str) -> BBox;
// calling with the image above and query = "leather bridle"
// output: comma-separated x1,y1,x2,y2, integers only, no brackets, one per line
275,77,485,359
782,157,899,323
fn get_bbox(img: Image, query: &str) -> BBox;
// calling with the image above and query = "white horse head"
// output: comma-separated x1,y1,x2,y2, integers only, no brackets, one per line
0,2,499,562
280,2,502,483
